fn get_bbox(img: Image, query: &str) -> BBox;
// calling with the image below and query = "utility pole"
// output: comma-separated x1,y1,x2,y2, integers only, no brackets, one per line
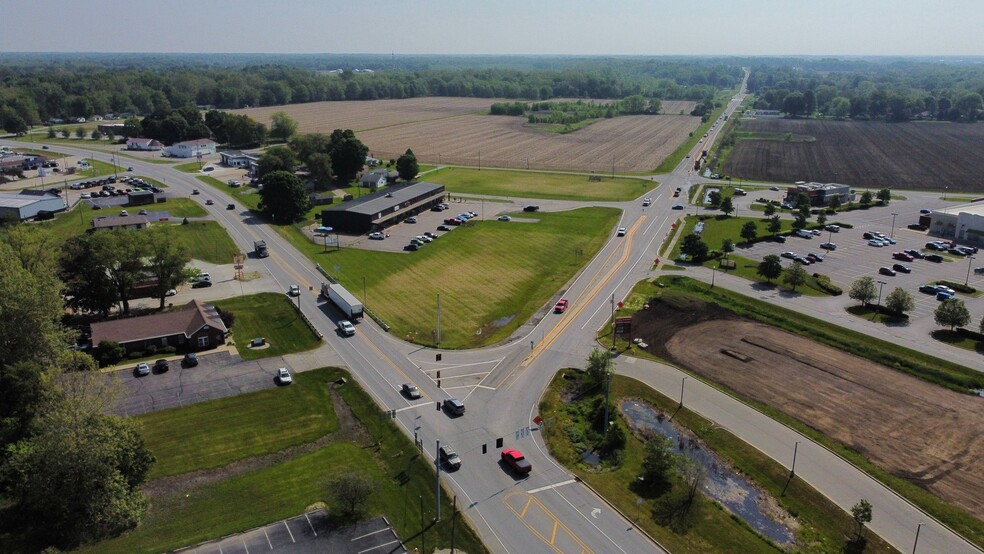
610,293,616,352
437,293,441,347
435,439,442,521
603,364,612,434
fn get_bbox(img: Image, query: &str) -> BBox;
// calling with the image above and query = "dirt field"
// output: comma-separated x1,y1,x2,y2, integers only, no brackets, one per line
232,98,699,172
631,294,984,520
723,119,984,192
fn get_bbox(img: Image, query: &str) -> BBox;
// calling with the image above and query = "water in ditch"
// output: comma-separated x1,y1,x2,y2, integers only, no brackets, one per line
621,400,795,546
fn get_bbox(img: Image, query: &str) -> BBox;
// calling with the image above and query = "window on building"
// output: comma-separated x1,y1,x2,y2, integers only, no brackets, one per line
198,335,209,348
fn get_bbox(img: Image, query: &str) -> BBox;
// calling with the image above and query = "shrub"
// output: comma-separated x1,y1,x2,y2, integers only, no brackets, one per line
93,340,124,366
160,346,176,354
145,344,157,355
127,351,144,359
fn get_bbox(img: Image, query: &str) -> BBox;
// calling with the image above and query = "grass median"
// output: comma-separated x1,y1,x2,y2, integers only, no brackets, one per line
426,167,656,201
213,293,321,361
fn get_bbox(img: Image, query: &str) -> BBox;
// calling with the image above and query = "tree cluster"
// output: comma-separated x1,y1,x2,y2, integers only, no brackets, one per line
280,128,370,183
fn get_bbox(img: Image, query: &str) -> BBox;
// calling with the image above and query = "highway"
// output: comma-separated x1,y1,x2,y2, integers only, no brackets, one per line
4,67,981,553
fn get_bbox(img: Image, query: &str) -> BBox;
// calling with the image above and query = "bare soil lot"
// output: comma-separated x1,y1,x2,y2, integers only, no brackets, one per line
632,294,984,520
232,98,699,172
724,119,984,192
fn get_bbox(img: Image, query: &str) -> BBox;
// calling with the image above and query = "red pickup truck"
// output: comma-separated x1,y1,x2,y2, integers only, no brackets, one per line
501,449,532,474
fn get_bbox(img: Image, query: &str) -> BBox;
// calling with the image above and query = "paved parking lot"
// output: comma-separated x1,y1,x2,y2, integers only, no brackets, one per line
174,511,406,554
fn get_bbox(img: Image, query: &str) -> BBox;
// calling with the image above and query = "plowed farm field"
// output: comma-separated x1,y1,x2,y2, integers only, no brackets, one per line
724,119,984,192
632,294,984,522
232,98,699,172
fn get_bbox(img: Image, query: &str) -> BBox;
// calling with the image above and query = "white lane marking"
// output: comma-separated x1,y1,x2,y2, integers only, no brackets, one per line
394,403,427,414
428,370,492,381
357,539,402,553
351,526,392,541
419,359,503,370
464,357,507,400
527,479,577,494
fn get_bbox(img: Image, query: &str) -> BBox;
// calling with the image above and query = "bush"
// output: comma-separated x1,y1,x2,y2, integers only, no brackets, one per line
127,351,144,359
812,273,843,295
160,346,176,354
145,344,157,355
93,340,124,366
936,280,977,294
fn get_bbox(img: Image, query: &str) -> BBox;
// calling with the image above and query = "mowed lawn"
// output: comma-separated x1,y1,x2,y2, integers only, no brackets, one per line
427,167,655,201
213,293,322,361
138,370,339,479
318,207,620,348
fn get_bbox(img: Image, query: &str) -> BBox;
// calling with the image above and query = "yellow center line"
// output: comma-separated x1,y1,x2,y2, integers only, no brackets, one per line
551,520,559,545
501,216,645,389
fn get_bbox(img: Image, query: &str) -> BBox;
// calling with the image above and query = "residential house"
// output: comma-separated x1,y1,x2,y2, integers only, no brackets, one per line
166,139,217,159
88,299,228,355
127,137,164,151
359,169,388,190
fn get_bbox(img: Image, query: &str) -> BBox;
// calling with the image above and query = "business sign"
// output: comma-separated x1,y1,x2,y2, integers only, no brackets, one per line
614,316,632,335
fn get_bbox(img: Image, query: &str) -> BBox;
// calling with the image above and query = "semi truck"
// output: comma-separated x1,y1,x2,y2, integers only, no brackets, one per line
321,283,364,320
253,240,269,258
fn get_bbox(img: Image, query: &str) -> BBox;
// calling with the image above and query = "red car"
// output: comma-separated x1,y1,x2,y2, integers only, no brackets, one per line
554,299,569,313
501,448,532,474
444,218,463,226
892,252,914,262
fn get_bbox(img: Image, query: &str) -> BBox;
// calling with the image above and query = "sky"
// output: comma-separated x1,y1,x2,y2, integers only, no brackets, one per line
1,0,982,57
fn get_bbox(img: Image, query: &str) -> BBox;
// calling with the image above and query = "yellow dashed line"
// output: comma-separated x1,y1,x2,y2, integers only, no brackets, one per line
503,492,594,554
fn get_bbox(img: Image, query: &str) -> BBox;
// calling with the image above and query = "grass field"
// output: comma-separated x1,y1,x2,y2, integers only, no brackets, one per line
426,167,655,201
138,373,339,478
197,175,263,211
540,370,894,554
86,367,486,554
212,293,321,361
281,207,619,348
174,161,205,173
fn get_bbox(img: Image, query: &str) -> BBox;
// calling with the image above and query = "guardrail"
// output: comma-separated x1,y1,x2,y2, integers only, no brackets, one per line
283,295,323,340
315,264,391,332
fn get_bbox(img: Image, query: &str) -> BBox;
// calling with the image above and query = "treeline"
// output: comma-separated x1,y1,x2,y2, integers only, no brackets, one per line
747,60,984,122
491,96,664,125
0,57,742,132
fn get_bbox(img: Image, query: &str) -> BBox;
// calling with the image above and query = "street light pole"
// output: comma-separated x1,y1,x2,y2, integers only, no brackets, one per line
965,256,976,286
912,522,924,554
435,439,441,522
890,212,899,238
790,441,801,478
679,376,688,408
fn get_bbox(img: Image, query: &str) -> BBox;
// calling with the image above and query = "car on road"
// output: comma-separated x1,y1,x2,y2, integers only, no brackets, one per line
154,359,169,372
405,216,417,224
893,263,912,273
439,445,462,470
904,249,923,259
780,251,797,259
135,362,151,376
617,227,626,236
868,240,885,247
498,215,511,221
138,209,148,215
192,189,200,195
401,383,422,399
878,267,897,276
925,254,944,263
368,232,385,240
820,242,837,250
671,204,684,210
920,209,932,214
769,186,780,191
191,280,212,288
288,285,300,297
126,166,134,172
523,205,539,212
277,367,292,384
205,199,214,205
183,352,199,367
893,252,914,262
501,448,532,474
443,397,465,416
642,198,651,206
338,320,356,336
42,145,49,150
226,203,235,210
554,299,569,313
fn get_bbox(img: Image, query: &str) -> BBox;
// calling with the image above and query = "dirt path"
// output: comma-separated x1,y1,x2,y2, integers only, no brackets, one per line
142,384,369,503
631,296,984,520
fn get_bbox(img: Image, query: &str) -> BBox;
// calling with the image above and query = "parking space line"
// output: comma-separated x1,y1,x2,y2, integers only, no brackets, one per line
357,539,401,553
283,520,295,543
263,528,272,549
351,527,392,541
303,512,317,536
242,537,250,554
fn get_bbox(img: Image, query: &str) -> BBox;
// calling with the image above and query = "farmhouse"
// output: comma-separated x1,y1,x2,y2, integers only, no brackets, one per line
359,169,388,189
0,190,66,221
127,137,163,151
88,299,228,355
91,214,150,231
785,182,851,207
166,139,217,158
321,181,445,233
929,201,984,247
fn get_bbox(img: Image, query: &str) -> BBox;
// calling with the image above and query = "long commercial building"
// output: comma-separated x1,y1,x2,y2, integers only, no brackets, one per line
929,201,984,246
321,181,445,233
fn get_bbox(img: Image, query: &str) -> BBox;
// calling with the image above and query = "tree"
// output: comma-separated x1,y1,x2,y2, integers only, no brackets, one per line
640,435,677,491
719,195,734,216
585,347,612,388
680,233,709,262
144,227,192,310
93,340,125,367
767,215,783,236
884,287,914,316
257,145,298,177
74,126,86,138
122,116,142,138
934,298,971,330
396,148,419,182
91,230,148,316
763,202,777,217
327,470,374,519
792,213,807,230
721,238,735,258
47,127,56,139
758,254,783,283
848,276,877,306
740,221,758,243
876,188,891,205
816,210,827,226
328,129,369,182
828,195,842,211
270,111,298,142
59,234,118,317
5,373,154,548
258,170,311,224
707,190,722,206
678,452,707,503
860,191,873,207
783,261,808,291
60,129,70,138
90,129,103,140
305,152,333,188
851,499,873,539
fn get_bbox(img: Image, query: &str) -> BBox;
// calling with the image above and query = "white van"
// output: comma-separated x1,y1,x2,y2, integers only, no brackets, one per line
795,229,813,239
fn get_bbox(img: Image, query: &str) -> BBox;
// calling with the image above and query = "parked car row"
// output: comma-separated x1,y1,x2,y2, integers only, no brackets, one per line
134,353,197,377
780,251,824,265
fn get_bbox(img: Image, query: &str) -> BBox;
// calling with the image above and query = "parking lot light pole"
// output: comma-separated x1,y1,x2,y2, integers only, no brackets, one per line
965,256,976,286
876,280,887,313
891,212,899,238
